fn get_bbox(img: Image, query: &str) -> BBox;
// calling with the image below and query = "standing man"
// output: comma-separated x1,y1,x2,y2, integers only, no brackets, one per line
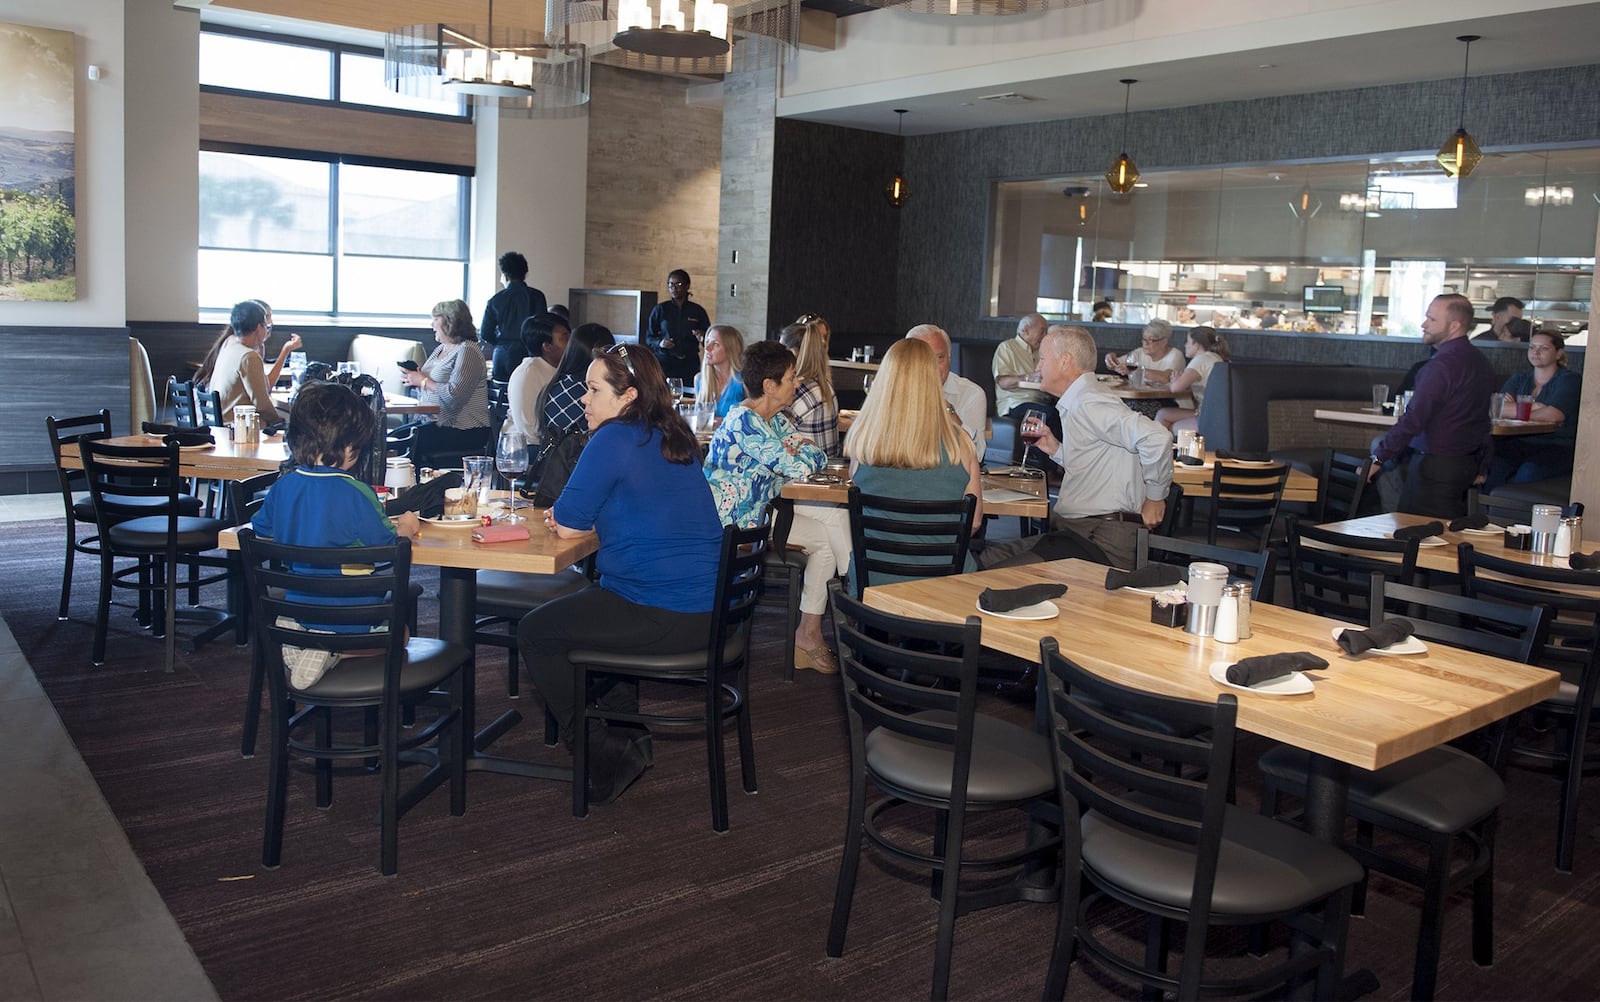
646,268,711,381
906,323,986,450
479,251,547,383
1370,293,1495,517
979,326,1172,569
1474,296,1525,341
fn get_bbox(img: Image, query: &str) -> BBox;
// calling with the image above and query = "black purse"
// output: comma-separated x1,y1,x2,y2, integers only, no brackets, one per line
530,426,589,508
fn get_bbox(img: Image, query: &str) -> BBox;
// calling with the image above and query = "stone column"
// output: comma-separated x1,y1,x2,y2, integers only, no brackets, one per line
715,65,778,339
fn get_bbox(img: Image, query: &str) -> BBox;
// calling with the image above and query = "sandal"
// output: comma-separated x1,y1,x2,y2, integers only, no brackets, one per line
795,644,840,674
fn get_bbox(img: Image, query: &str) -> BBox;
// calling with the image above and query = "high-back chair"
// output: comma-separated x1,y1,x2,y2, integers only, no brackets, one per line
195,387,224,428
1136,528,1276,604
1285,516,1420,624
1316,449,1371,522
1041,639,1361,1000
1467,488,1537,527
47,410,113,622
1460,543,1600,873
846,485,976,598
1198,460,1291,552
237,529,468,876
567,518,768,831
167,376,199,427
827,583,1055,1001
1258,574,1550,1001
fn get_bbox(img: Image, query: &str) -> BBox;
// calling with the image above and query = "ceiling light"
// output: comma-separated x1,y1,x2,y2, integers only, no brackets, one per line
1525,185,1576,207
384,0,589,112
1436,34,1483,178
1105,78,1140,196
848,0,1109,15
550,0,801,77
885,109,910,208
613,0,730,58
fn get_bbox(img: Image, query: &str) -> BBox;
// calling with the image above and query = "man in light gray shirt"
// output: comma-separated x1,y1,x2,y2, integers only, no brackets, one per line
906,323,987,450
980,326,1173,569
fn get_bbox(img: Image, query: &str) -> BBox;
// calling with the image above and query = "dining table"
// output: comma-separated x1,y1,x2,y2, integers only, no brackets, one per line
271,387,441,417
1174,453,1320,504
1313,407,1561,437
59,428,289,481
1314,511,1600,589
780,470,1050,519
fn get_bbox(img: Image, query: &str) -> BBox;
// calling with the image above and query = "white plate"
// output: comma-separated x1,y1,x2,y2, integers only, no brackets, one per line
178,442,215,452
421,515,484,531
1123,581,1188,597
1458,526,1501,536
1209,661,1314,695
1417,536,1448,548
1219,458,1275,467
1331,627,1428,655
976,598,1059,621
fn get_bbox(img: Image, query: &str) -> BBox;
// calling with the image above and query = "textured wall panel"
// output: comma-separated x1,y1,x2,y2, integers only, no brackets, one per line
716,66,779,338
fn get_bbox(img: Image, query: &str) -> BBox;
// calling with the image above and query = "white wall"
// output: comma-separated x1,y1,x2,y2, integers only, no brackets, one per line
0,0,126,326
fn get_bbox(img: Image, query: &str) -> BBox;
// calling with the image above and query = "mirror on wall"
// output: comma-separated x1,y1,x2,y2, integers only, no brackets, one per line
987,147,1598,341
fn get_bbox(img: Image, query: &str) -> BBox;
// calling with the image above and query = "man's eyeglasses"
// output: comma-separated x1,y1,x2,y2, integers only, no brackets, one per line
603,342,638,380
1140,336,1162,343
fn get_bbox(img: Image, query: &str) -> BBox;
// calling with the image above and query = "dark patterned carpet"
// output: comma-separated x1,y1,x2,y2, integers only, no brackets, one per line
5,515,1600,1001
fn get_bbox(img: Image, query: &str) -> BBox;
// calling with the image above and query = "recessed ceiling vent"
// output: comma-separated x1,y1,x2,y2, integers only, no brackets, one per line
974,91,1038,105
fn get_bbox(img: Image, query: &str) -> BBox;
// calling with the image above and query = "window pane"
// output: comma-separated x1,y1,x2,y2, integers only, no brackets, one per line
339,52,465,117
339,256,468,316
199,249,333,314
200,152,331,253
199,32,331,99
341,164,464,258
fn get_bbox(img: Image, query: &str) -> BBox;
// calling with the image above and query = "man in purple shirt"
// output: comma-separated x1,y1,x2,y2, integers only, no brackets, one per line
1369,294,1495,517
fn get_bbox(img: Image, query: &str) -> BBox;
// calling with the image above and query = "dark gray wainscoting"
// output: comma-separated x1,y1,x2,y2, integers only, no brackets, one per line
1,326,129,493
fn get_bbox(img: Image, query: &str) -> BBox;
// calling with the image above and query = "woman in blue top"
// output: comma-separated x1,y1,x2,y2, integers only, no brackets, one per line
704,341,843,672
1486,329,1582,489
518,339,722,805
696,324,747,421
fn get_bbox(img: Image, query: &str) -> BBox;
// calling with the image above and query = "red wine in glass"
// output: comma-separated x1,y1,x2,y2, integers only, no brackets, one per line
1021,418,1044,445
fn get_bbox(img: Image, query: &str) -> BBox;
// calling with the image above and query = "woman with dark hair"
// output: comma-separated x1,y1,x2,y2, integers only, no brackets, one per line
1486,328,1581,488
536,322,616,441
207,299,286,424
517,341,723,804
508,311,570,442
399,298,490,466
1154,326,1230,432
196,299,301,393
644,268,711,381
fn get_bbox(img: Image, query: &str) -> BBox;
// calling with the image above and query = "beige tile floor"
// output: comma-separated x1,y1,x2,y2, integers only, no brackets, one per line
0,493,217,1001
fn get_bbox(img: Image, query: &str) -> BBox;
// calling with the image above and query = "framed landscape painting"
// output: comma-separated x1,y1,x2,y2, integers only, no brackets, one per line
0,21,76,302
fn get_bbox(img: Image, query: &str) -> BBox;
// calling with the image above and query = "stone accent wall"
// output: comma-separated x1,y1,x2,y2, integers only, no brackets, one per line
715,66,779,339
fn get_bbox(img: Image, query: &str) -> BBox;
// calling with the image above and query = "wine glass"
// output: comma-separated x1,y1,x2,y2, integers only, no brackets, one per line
1019,412,1046,471
496,426,530,522
667,378,686,404
861,373,874,395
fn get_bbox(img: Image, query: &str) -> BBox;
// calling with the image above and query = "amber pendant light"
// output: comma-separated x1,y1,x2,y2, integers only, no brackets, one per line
1437,35,1483,178
885,109,911,207
1105,78,1140,194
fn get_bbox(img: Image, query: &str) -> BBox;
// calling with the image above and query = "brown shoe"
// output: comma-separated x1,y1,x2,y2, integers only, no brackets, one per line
795,644,839,674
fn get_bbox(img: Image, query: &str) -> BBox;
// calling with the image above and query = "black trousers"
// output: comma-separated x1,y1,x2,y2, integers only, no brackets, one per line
517,584,713,740
1398,452,1479,519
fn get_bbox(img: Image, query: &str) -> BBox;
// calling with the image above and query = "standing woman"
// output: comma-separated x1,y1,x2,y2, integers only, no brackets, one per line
519,343,724,804
645,268,711,382
787,314,841,457
1486,329,1581,488
697,324,747,420
399,299,490,467
1153,326,1229,432
206,300,286,424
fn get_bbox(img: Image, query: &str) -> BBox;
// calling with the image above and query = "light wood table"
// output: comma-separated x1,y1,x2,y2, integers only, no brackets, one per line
1314,408,1561,437
60,430,288,481
1315,511,1600,588
780,472,1049,519
1099,377,1180,401
272,388,441,417
1173,454,1320,504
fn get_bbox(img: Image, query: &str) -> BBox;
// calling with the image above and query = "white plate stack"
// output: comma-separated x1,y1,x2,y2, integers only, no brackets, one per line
1497,276,1535,300
1572,273,1592,302
1533,272,1576,302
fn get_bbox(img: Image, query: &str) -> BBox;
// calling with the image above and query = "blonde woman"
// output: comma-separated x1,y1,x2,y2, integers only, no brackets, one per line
786,314,840,457
845,338,983,586
696,324,747,420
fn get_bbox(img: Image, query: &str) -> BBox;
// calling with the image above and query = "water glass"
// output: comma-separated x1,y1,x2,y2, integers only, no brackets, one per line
337,361,360,379
463,455,496,512
288,351,308,380
667,378,686,403
1370,383,1390,412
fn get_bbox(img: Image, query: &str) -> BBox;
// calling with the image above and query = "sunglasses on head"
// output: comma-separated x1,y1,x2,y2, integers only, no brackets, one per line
796,313,820,325
603,342,638,380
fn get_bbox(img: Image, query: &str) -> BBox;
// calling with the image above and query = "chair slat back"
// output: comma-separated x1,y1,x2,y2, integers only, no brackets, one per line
195,388,223,428
79,438,186,525
229,469,281,527
167,376,198,427
1468,489,1537,527
47,410,113,493
846,486,976,597
1317,450,1370,522
1205,462,1291,551
1458,544,1600,677
1375,574,1549,665
1136,529,1276,604
1287,517,1419,624
709,517,771,672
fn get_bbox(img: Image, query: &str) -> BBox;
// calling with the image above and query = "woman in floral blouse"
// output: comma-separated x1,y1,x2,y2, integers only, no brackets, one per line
704,340,846,673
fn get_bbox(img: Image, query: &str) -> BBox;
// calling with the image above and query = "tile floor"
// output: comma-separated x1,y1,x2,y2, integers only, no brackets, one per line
0,493,216,1001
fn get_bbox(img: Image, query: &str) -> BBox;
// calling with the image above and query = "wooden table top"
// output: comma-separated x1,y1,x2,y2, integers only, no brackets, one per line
1313,408,1561,437
1315,512,1600,586
61,430,289,481
1095,375,1177,400
1173,453,1320,504
271,389,440,416
863,559,1558,771
219,516,598,576
780,471,1050,518
828,359,881,373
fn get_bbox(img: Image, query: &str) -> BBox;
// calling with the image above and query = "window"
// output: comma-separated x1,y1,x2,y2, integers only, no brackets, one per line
338,52,463,117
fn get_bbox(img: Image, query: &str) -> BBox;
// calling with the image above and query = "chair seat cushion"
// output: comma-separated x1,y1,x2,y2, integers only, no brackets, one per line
476,568,588,614
297,638,469,698
764,548,808,573
570,630,747,673
866,711,1053,804
1083,801,1363,915
1259,743,1504,833
75,494,203,522
107,515,230,551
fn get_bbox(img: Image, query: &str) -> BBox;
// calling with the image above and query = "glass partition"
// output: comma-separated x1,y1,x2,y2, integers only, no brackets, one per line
987,148,1598,340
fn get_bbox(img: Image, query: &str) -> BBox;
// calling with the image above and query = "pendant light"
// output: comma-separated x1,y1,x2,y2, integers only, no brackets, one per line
1105,79,1140,195
1437,34,1483,178
885,109,911,208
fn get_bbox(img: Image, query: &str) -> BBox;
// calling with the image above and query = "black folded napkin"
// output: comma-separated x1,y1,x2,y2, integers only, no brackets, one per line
1566,502,1584,518
1570,551,1600,571
1392,521,1445,542
384,471,463,519
1337,618,1416,656
1105,563,1186,591
1448,513,1490,532
1225,652,1329,687
140,421,213,447
978,583,1067,613
1176,454,1205,466
1215,450,1273,463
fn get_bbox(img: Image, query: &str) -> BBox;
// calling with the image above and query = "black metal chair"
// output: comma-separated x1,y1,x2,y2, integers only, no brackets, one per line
569,519,768,831
1315,449,1371,522
195,386,224,428
1459,544,1600,873
758,497,808,681
1041,639,1361,1000
1195,460,1291,552
1258,574,1550,1001
1136,528,1276,604
826,583,1056,1001
238,529,467,876
1468,488,1537,527
1285,516,1420,624
80,437,230,672
230,470,280,757
846,485,976,598
166,376,199,426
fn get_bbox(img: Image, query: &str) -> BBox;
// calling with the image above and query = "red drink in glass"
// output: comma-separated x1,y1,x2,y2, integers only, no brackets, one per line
1516,397,1534,421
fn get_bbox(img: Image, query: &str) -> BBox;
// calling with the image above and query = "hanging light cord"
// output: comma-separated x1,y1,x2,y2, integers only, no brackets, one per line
1456,36,1474,129
1118,78,1134,153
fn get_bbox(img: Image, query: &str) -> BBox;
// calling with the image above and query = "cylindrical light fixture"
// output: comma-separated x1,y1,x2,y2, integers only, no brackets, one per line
1105,79,1140,195
1437,35,1484,178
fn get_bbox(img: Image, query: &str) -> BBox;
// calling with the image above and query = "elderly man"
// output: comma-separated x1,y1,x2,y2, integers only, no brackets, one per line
980,326,1173,569
1369,293,1495,517
906,323,987,449
993,313,1051,417
1104,318,1186,380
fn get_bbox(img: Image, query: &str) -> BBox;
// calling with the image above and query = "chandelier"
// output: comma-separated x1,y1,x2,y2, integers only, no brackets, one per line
384,1,590,113
550,0,801,77
614,0,730,58
847,0,1106,15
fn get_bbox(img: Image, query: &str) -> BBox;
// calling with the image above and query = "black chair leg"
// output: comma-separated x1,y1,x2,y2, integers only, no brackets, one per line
261,697,291,869
826,769,868,959
1411,832,1452,1002
92,550,114,666
241,642,265,757
58,524,77,621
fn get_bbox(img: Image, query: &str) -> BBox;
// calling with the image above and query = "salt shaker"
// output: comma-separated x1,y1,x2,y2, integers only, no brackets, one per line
1235,581,1253,639
1555,518,1574,559
1214,585,1240,644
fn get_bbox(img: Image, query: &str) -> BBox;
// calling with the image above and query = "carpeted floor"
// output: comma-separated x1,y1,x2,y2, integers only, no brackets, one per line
6,514,1600,1001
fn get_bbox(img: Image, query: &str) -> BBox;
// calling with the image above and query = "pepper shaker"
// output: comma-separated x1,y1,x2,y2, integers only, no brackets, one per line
1236,581,1253,639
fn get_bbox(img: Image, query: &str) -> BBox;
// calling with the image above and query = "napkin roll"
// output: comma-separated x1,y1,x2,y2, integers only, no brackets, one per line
1176,454,1205,466
141,421,213,447
1105,563,1185,591
1225,652,1329,687
1337,618,1415,656
472,524,531,544
1448,513,1490,532
978,583,1067,613
1392,521,1446,542
1570,551,1600,571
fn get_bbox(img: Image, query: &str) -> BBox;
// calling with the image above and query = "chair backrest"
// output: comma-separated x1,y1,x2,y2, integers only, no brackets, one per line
195,387,224,428
1205,462,1291,551
1041,638,1237,931
1157,480,1184,538
79,437,187,538
129,337,157,430
708,517,771,673
1286,516,1419,624
1468,488,1537,527
1372,573,1549,664
167,376,198,427
237,528,412,699
229,469,281,527
828,582,986,806
1458,543,1600,682
1317,449,1370,522
846,485,976,597
487,378,510,429
1136,529,1276,604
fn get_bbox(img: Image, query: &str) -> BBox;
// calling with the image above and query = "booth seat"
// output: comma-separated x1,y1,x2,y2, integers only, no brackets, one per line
348,333,428,400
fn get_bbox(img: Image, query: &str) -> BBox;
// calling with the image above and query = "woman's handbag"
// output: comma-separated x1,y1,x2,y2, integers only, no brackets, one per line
530,426,589,507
